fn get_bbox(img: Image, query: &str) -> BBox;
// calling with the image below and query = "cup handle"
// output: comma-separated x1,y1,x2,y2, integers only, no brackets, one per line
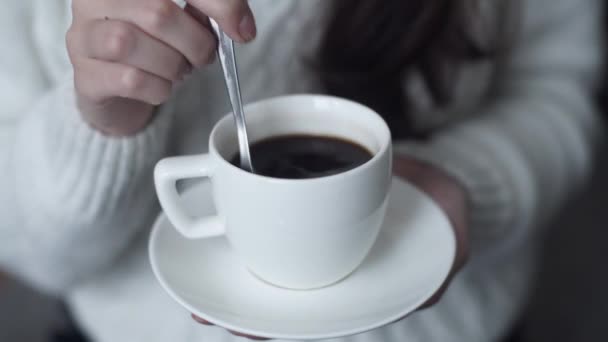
154,155,225,239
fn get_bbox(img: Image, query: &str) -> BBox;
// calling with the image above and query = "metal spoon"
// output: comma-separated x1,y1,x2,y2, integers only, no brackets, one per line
209,19,255,173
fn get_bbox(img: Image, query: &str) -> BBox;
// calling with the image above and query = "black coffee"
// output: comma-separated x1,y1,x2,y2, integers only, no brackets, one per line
231,135,373,179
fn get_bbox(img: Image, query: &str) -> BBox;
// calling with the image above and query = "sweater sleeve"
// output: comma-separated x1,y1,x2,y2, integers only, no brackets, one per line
395,0,604,261
0,1,173,294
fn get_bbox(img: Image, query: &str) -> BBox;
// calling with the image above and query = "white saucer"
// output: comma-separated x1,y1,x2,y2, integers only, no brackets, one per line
149,177,455,340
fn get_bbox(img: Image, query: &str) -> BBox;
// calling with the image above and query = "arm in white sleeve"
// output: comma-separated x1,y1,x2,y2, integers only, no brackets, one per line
396,0,604,260
0,1,173,295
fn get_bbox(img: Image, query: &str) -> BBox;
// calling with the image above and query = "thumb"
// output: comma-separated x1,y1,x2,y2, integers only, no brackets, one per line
185,0,256,42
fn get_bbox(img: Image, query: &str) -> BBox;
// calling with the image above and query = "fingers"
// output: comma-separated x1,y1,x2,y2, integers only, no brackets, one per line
191,314,214,326
187,0,256,42
74,58,172,105
191,315,269,340
229,331,270,341
68,0,229,135
89,0,218,67
417,282,448,310
392,155,470,314
82,20,190,81
184,4,211,29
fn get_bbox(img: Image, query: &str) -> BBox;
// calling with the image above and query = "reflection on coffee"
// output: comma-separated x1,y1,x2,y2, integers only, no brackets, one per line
231,135,373,179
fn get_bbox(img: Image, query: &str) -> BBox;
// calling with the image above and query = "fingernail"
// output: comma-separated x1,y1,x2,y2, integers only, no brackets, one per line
239,13,256,42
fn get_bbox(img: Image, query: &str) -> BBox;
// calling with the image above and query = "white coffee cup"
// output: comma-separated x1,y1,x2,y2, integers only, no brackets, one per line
154,95,392,290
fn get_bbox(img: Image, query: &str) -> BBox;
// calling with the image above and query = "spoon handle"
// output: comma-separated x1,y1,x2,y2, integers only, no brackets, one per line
209,20,255,173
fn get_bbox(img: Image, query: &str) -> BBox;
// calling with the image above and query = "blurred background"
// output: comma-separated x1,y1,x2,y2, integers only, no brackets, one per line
1,147,607,341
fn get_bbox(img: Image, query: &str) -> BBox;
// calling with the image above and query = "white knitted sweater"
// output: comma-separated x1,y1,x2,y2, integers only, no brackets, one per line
0,1,603,341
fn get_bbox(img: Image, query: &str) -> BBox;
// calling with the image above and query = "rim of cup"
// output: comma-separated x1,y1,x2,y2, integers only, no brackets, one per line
209,94,392,184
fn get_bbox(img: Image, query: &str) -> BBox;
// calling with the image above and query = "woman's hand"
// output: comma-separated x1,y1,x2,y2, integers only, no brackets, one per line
67,0,257,136
392,154,469,311
192,315,269,340
190,155,469,339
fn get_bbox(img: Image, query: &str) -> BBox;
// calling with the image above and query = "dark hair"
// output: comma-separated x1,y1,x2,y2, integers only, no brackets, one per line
318,0,491,139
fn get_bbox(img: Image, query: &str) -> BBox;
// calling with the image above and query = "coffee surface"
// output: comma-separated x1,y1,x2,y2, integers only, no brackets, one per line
231,135,373,179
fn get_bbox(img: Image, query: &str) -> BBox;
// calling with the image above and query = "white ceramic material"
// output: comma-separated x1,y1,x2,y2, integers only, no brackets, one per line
149,178,456,340
154,95,392,290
